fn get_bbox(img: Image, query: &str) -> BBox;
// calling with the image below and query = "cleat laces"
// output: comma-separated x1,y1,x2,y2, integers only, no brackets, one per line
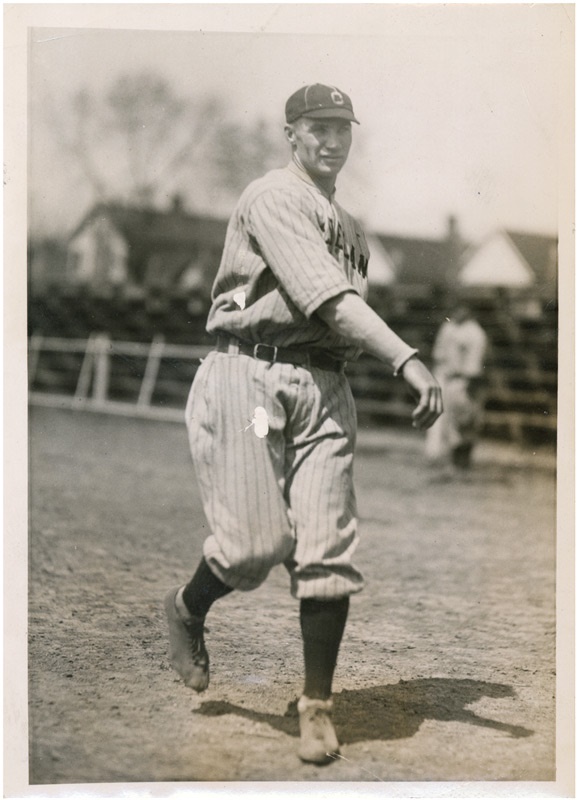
184,619,209,667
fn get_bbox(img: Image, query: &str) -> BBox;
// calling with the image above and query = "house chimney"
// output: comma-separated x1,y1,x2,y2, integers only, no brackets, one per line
135,184,154,209
171,193,185,214
445,214,463,286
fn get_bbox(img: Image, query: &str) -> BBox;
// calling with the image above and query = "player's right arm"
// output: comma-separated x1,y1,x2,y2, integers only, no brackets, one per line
247,182,442,428
316,290,443,430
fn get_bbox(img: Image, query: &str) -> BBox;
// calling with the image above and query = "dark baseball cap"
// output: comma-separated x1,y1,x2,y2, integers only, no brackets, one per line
285,84,359,124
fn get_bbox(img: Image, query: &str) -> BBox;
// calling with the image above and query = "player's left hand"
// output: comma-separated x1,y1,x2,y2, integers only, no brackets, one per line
399,357,443,430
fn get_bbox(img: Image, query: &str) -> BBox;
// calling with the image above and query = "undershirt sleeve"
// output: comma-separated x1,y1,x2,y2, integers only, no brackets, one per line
247,188,357,319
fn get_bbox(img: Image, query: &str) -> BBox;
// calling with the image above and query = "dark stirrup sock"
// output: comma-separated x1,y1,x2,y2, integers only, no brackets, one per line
182,557,234,619
300,596,350,700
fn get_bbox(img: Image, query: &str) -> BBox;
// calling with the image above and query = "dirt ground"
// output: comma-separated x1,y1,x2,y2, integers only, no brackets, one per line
26,406,557,786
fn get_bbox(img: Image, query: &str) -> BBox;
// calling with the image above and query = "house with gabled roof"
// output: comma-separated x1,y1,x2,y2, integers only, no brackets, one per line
458,229,558,300
374,216,466,292
63,198,558,317
66,196,228,297
374,232,447,289
365,235,397,287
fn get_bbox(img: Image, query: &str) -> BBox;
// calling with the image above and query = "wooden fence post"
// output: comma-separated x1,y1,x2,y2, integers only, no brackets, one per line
92,333,111,407
138,335,165,409
75,334,97,401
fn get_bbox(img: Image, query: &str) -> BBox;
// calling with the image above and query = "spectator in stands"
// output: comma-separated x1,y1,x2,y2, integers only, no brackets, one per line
426,301,488,476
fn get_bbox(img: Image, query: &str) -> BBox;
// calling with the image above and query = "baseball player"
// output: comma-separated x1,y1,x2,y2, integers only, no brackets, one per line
164,83,443,765
426,301,488,474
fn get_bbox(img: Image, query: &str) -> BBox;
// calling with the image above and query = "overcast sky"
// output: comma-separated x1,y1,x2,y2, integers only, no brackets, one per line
26,4,573,243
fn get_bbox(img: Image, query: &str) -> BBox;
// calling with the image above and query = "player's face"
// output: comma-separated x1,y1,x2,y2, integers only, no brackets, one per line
286,117,353,186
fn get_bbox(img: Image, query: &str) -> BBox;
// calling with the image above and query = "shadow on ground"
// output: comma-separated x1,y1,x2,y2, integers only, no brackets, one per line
195,678,534,744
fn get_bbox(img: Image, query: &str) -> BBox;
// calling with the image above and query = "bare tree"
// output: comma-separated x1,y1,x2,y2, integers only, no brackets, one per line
43,72,221,208
212,117,286,201
41,71,284,216
103,73,225,205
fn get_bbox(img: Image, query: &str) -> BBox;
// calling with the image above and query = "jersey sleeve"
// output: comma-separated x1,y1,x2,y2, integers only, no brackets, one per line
461,324,488,376
246,187,357,319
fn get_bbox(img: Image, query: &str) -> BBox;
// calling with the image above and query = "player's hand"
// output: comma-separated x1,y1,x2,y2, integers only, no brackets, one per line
400,357,443,430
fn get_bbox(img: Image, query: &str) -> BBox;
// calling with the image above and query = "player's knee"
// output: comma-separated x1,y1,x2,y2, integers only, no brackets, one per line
227,541,293,586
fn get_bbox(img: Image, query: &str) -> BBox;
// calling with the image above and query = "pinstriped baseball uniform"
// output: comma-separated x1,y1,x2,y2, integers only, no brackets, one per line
164,88,443,764
186,159,416,600
207,160,370,358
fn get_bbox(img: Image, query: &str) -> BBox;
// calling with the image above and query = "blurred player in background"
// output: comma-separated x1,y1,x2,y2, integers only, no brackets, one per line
426,302,488,476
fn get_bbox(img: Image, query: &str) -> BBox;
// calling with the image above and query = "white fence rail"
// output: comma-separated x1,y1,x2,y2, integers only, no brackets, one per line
28,334,556,443
28,334,210,422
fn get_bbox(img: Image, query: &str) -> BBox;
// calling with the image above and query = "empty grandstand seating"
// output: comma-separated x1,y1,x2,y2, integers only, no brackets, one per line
28,289,558,445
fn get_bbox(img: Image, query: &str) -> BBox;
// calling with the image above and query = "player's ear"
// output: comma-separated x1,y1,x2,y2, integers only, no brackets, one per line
284,124,296,145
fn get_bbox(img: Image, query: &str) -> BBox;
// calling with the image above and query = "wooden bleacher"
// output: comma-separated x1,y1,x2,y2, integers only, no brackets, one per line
28,288,558,445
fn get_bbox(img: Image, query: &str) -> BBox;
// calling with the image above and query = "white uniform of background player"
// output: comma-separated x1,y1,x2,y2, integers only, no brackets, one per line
426,304,488,472
164,83,443,765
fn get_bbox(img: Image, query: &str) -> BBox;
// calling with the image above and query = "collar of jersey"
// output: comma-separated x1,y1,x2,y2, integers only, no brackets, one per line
287,158,336,201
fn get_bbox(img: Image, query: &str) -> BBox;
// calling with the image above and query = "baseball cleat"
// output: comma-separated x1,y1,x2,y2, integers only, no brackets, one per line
297,695,340,765
164,586,209,692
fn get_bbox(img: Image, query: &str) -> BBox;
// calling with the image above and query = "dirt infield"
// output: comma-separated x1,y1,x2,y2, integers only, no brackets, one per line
27,406,556,785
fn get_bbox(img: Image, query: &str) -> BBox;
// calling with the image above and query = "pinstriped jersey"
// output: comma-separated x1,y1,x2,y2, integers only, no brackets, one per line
206,159,370,361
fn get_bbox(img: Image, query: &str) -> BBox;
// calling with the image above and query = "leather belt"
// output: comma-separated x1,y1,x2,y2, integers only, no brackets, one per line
215,336,346,374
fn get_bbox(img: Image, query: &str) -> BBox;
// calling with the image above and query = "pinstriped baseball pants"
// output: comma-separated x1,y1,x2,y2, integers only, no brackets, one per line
185,350,365,600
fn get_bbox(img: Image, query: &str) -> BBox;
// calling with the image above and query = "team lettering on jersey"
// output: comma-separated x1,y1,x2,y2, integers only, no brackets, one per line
319,216,369,279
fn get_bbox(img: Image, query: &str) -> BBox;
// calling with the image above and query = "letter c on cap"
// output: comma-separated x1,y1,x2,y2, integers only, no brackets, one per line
330,89,344,105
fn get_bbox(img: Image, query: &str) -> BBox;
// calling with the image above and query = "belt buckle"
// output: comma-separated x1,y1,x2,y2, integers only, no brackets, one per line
253,343,278,363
